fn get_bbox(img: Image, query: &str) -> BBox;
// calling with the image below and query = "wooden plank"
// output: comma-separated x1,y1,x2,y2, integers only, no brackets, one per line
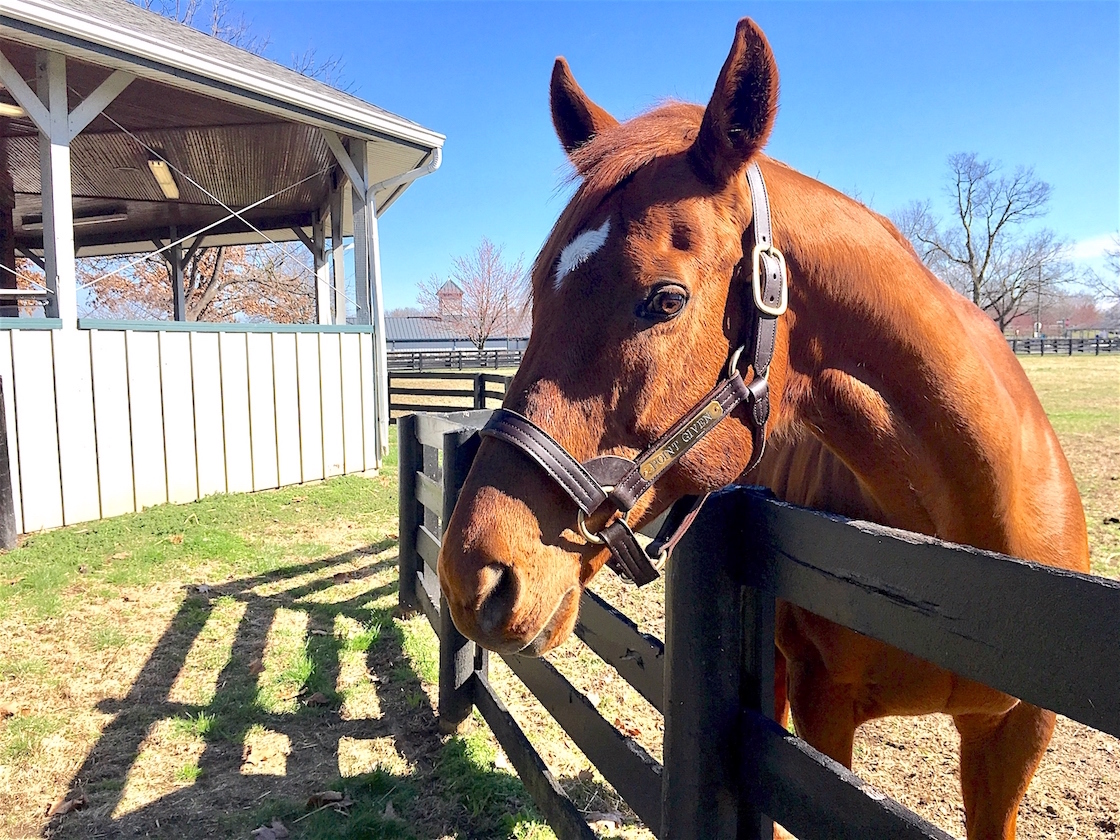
296,332,324,482
271,333,302,487
53,329,101,525
159,331,198,504
246,333,279,491
89,330,135,518
319,332,345,477
190,332,226,497
415,471,442,520
218,333,253,494
391,371,485,381
739,710,951,840
389,386,476,398
359,332,377,470
413,410,492,449
397,413,421,615
125,331,167,510
503,653,663,834
339,333,364,474
10,330,62,531
417,569,440,630
417,525,440,572
474,677,599,840
725,488,1120,739
574,590,665,712
0,333,24,534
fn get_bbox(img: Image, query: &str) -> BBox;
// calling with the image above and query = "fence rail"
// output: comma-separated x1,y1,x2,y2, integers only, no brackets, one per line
398,410,1120,840
388,372,512,421
1007,337,1116,354
387,348,524,371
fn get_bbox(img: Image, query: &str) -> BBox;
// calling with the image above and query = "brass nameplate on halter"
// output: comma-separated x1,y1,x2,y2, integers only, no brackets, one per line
638,400,724,481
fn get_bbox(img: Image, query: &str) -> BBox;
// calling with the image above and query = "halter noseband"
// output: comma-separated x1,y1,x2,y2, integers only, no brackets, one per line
480,162,787,585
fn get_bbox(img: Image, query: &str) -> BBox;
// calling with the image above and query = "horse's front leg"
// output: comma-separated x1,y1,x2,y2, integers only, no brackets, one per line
954,702,1056,840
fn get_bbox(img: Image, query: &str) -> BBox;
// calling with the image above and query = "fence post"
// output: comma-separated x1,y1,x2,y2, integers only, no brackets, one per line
0,376,16,550
438,426,484,733
662,492,748,839
397,413,421,615
473,374,485,409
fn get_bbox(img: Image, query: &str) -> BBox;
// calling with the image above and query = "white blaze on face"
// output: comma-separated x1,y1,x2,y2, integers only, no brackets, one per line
555,219,610,289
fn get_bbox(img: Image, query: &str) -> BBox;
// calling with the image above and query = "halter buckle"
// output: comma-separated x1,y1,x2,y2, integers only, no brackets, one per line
751,243,788,317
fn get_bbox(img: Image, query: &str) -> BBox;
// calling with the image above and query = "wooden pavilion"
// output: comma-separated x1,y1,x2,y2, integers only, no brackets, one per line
0,0,444,534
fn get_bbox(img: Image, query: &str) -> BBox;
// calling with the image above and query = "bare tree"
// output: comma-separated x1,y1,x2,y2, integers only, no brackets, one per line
892,153,1070,330
134,0,347,85
1086,233,1120,308
418,239,528,351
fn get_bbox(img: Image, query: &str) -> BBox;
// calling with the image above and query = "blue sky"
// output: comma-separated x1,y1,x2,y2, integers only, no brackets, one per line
242,1,1119,311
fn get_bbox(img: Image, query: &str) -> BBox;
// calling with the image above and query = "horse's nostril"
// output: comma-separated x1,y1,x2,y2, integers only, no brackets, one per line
476,564,518,635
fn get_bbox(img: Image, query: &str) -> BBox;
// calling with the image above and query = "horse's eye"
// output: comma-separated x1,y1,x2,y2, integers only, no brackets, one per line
639,285,689,321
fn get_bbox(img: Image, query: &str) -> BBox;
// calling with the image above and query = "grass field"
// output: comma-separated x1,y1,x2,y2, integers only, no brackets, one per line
0,354,1116,839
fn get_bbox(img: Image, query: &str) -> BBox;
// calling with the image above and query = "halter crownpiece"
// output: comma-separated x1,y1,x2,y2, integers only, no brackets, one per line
480,161,787,585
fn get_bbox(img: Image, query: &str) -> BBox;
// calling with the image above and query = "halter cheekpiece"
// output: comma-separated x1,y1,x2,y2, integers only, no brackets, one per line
480,162,788,585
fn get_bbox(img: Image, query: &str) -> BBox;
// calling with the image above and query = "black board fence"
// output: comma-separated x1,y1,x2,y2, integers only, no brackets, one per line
1007,336,1116,355
398,410,1120,839
389,372,512,422
387,348,524,371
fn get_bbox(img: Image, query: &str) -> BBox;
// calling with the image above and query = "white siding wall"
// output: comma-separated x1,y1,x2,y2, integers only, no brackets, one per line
0,325,379,534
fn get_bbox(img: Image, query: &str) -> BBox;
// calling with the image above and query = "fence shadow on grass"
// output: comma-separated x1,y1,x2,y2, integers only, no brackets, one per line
43,541,607,840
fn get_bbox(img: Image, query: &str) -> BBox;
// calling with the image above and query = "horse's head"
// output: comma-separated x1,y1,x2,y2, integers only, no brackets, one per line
438,19,787,654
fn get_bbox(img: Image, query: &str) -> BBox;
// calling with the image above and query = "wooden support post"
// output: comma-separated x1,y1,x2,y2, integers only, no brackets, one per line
330,180,346,324
662,490,748,839
0,376,16,549
168,228,186,321
311,212,331,325
437,426,483,733
473,375,485,409
36,51,76,327
397,413,421,616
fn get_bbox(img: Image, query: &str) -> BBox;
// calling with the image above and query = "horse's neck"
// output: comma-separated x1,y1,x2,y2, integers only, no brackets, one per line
769,178,1084,567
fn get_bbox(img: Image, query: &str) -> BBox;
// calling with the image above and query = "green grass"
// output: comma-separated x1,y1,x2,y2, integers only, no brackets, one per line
1,714,60,760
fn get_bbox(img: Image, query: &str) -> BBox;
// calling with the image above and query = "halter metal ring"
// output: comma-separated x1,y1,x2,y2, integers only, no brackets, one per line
577,486,628,545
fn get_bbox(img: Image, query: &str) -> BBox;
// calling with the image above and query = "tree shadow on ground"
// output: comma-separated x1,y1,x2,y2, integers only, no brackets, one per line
42,543,614,840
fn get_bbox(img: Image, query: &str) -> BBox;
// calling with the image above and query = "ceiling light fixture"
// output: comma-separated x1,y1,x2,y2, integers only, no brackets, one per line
147,158,180,200
0,103,26,118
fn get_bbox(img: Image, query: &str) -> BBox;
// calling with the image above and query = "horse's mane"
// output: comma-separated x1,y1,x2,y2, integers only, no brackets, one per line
532,102,705,294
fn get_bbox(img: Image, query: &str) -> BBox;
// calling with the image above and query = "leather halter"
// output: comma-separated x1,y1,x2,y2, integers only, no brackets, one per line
480,161,787,586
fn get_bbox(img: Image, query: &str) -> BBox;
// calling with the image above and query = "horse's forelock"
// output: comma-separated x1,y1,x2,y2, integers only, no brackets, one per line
531,102,705,296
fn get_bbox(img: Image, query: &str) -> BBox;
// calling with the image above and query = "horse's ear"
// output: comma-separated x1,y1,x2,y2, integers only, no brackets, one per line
550,57,619,155
691,18,779,184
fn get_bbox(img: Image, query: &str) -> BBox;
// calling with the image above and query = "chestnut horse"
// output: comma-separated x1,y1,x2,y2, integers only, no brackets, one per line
438,18,1089,840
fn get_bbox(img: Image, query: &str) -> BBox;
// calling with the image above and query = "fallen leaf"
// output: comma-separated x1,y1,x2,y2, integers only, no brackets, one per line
577,768,594,783
110,552,130,561
248,658,264,676
0,701,18,719
303,692,329,707
613,717,641,737
586,811,624,830
309,628,329,636
331,572,353,584
47,795,87,817
306,790,344,809
383,801,397,820
169,534,184,544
